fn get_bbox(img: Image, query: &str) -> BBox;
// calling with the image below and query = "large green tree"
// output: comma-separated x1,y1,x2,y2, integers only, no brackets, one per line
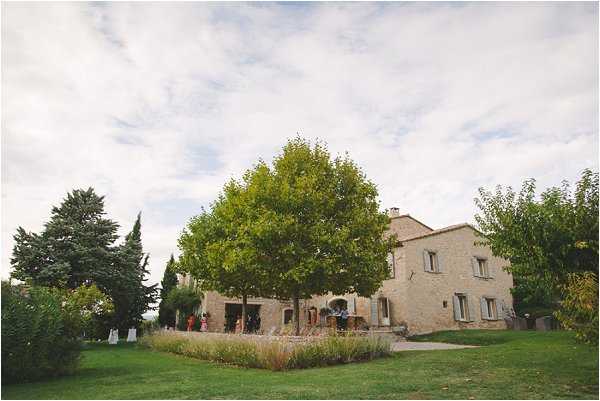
11,188,119,290
179,137,393,335
10,188,157,333
113,213,158,331
474,169,599,312
158,254,179,327
178,182,272,332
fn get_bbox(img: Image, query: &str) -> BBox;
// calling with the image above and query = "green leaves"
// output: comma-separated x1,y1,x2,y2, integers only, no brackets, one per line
9,188,157,334
474,168,599,317
179,137,393,334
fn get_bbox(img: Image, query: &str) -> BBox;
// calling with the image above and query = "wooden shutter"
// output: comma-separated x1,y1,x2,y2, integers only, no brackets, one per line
452,295,461,321
480,297,488,319
468,295,477,322
423,250,432,272
496,299,503,320
471,257,479,277
370,297,379,326
387,299,392,325
348,297,355,314
488,263,495,279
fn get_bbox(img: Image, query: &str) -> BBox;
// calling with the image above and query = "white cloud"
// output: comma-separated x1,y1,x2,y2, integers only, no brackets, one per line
2,2,598,288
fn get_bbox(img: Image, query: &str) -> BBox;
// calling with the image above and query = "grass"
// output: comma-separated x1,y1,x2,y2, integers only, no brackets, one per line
2,330,597,399
139,331,391,370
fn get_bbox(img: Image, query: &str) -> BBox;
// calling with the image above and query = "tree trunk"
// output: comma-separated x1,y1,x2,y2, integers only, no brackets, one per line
293,295,300,336
241,294,247,334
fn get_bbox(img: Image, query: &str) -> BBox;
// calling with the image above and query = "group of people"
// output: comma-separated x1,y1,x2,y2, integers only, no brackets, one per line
186,313,208,332
234,314,261,334
332,305,349,330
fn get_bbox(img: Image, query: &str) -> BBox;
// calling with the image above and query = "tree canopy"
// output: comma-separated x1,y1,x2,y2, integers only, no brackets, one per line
179,137,394,334
158,254,179,327
475,169,598,309
11,188,119,289
10,188,157,332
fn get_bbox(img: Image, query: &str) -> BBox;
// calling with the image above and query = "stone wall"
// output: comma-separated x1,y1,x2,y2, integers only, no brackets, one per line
387,215,433,240
202,291,308,333
399,226,513,334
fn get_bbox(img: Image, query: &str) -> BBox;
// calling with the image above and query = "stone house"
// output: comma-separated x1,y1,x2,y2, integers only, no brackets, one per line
178,208,513,335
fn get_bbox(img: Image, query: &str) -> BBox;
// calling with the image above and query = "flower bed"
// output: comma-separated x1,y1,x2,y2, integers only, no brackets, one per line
139,331,390,371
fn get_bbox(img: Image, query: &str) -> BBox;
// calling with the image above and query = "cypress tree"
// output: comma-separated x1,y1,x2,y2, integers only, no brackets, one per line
158,254,179,327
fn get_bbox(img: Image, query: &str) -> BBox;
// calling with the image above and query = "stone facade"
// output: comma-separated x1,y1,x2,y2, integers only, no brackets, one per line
178,211,514,335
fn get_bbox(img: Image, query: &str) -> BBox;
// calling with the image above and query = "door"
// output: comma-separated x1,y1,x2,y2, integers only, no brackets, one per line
379,297,390,326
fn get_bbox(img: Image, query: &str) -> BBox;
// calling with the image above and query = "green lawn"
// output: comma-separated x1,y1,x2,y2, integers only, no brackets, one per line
2,330,597,399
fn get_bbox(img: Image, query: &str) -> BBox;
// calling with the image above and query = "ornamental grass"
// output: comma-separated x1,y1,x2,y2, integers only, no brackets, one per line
139,331,390,371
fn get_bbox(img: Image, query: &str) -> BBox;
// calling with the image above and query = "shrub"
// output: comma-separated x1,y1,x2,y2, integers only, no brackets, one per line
140,332,391,371
140,317,161,336
1,282,81,383
555,272,599,344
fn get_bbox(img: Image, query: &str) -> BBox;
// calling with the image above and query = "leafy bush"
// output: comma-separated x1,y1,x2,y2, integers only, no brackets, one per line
140,316,161,336
555,272,599,344
164,287,200,314
140,332,390,371
1,282,81,383
63,284,113,338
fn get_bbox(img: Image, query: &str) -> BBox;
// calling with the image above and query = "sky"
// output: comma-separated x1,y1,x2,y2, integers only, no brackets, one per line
2,2,598,290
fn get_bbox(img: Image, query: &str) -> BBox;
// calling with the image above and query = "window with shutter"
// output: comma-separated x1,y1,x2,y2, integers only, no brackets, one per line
471,257,479,277
423,250,431,272
423,250,439,273
454,294,470,321
452,295,461,321
467,295,477,322
480,297,488,319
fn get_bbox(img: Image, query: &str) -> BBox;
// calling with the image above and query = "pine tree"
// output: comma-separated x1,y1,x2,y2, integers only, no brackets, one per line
158,254,178,327
11,188,157,334
114,213,158,331
11,188,119,291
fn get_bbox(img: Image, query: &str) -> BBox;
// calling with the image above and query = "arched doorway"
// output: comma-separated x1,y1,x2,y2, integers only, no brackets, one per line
328,297,347,311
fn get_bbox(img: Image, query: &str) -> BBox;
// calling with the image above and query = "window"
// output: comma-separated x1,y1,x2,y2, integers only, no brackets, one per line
472,257,491,278
453,294,470,322
424,250,440,273
387,252,395,278
477,258,488,277
378,297,390,326
481,297,497,320
283,309,293,325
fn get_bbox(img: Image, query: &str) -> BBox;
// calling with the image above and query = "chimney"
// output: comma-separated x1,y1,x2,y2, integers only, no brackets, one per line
388,207,400,218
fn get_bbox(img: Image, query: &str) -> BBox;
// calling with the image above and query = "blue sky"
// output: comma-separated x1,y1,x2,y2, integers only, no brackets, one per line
2,2,598,287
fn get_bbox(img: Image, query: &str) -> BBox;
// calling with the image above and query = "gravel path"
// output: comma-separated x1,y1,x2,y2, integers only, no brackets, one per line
391,341,478,351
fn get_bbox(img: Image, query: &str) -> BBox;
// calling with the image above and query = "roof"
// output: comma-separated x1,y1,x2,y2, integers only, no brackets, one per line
399,223,481,242
389,214,434,231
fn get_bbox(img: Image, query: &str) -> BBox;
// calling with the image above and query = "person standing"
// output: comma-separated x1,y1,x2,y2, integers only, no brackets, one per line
187,314,196,332
340,307,349,331
235,315,242,334
200,313,208,332
255,315,261,333
334,305,341,330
